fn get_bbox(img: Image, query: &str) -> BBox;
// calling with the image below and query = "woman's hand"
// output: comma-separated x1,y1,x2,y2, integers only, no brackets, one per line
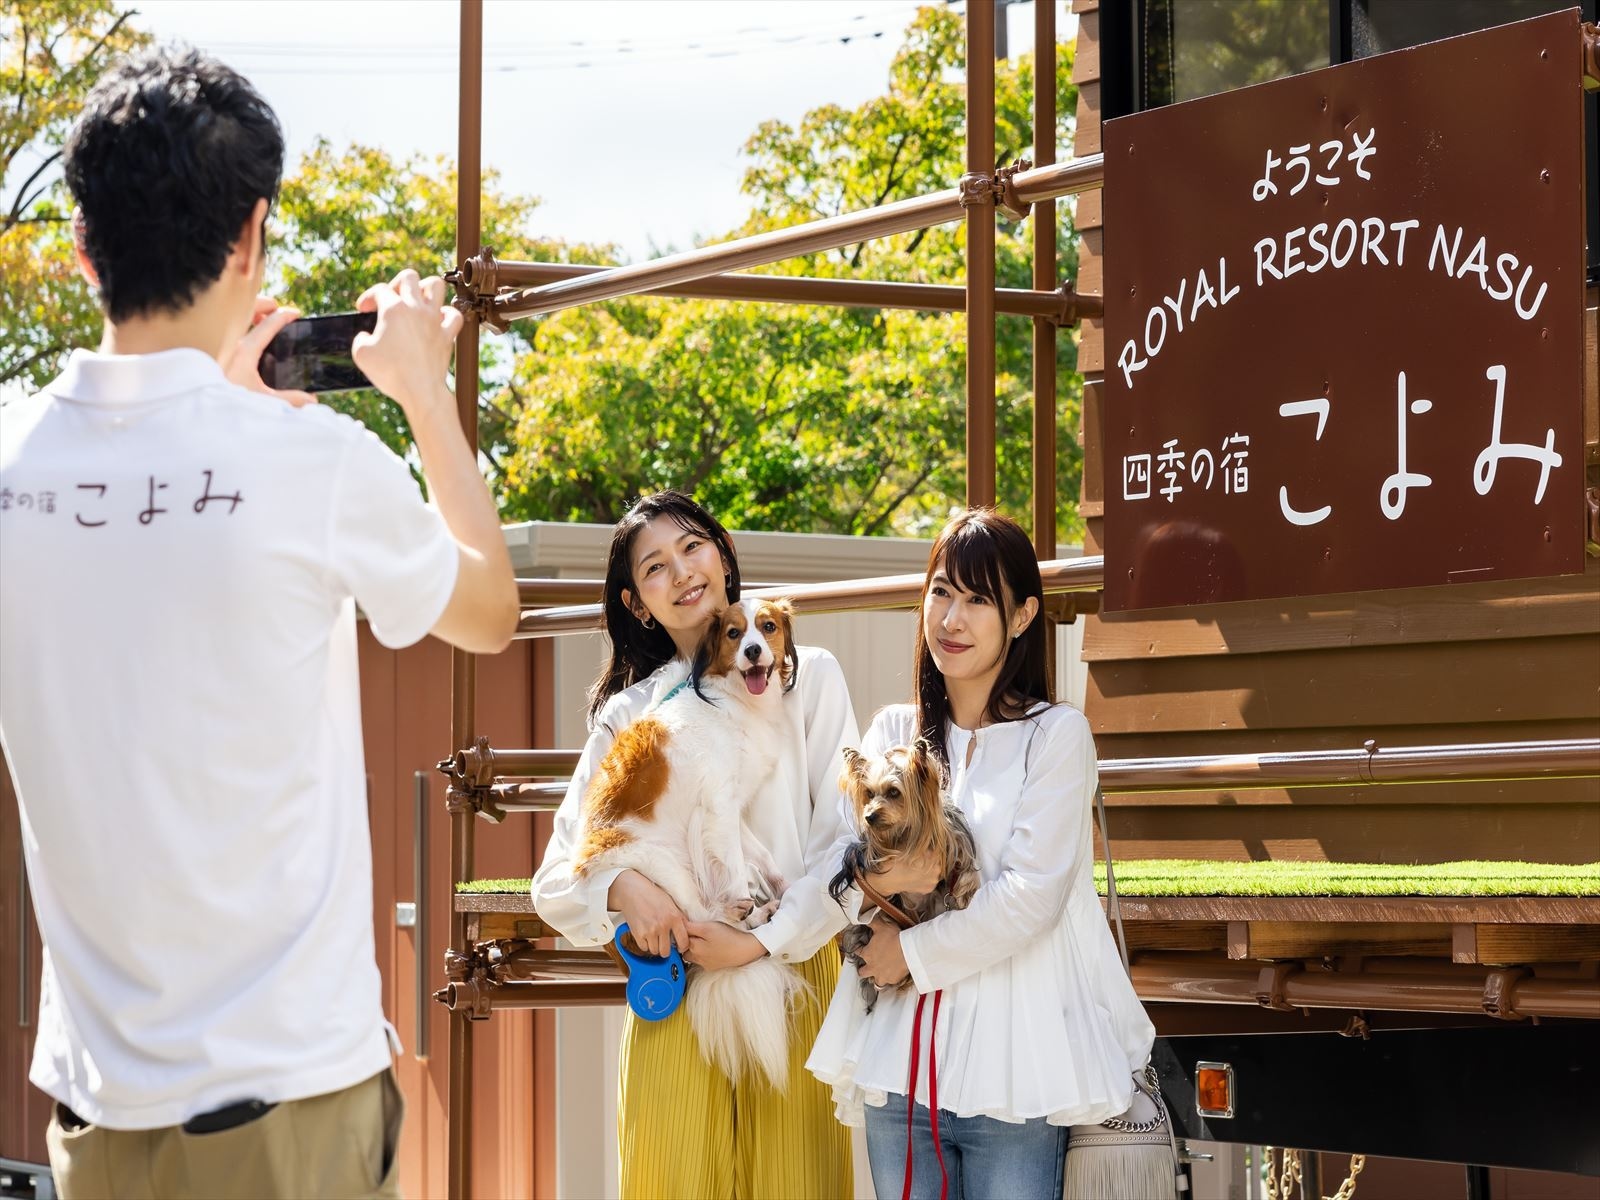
607,870,690,959
868,850,943,897
220,296,315,407
855,917,911,989
683,921,768,971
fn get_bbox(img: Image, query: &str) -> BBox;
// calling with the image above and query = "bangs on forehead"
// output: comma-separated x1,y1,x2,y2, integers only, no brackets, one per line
665,510,714,543
938,522,1008,606
628,510,714,568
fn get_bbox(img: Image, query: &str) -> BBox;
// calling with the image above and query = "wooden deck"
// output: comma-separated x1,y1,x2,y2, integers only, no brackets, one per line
454,889,1600,975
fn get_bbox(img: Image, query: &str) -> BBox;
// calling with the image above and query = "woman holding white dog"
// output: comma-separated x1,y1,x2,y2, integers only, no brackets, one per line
532,490,859,1198
808,509,1156,1200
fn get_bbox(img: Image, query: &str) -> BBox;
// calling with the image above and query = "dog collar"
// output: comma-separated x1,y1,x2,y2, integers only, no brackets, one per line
652,677,691,710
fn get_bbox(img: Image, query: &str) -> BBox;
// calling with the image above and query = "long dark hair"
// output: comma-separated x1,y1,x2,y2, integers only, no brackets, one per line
586,490,742,723
914,509,1052,769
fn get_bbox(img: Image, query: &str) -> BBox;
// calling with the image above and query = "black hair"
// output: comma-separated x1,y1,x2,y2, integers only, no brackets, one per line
914,508,1052,770
63,45,284,321
587,490,742,723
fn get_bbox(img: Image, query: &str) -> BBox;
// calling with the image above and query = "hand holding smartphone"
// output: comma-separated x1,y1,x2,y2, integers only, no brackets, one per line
256,311,378,394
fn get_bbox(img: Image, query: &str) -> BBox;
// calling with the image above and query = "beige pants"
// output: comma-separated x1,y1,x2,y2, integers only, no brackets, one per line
46,1067,403,1200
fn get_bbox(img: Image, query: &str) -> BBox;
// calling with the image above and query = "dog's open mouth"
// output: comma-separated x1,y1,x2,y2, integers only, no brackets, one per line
742,666,771,696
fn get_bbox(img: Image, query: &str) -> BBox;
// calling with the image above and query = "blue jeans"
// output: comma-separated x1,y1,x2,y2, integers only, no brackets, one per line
863,1094,1068,1200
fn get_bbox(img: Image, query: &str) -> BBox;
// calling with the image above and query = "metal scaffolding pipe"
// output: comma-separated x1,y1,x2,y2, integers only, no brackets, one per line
495,191,965,318
484,261,1091,323
516,577,789,606
447,5,483,1197
1032,0,1059,684
1098,738,1600,793
468,154,1105,323
441,977,627,1011
463,738,1599,795
1010,153,1106,205
436,958,1600,1020
486,782,567,813
451,745,581,784
515,557,1106,637
965,0,997,508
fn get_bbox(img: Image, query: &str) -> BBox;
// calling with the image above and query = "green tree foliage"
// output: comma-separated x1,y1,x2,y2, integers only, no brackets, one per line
270,139,615,468
1,0,150,391
5,4,1087,541
497,5,1085,540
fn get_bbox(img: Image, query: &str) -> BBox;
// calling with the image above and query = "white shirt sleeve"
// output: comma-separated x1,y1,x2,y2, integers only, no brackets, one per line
750,649,863,963
900,706,1096,994
529,708,626,946
325,423,458,650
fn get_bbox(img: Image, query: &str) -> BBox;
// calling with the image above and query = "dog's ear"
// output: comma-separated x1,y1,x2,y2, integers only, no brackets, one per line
908,738,942,797
689,607,727,702
773,598,800,692
839,746,868,791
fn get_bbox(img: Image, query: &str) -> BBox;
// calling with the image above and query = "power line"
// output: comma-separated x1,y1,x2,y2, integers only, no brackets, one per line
235,27,906,75
205,4,924,65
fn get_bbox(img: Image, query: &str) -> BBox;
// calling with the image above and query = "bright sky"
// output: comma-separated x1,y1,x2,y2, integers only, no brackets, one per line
117,0,1073,261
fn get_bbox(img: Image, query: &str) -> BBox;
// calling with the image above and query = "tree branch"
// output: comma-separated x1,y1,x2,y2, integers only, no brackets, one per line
752,363,786,422
5,152,63,229
0,344,60,387
859,460,942,536
843,459,891,529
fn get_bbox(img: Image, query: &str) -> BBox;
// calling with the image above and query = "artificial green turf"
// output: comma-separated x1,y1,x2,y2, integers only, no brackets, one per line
456,861,1600,898
458,878,539,895
1087,860,1600,897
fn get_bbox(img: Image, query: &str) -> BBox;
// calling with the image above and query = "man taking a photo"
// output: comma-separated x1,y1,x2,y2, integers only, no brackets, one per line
0,45,518,1198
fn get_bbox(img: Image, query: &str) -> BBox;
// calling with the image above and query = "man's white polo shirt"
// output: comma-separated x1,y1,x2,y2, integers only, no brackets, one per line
0,349,458,1129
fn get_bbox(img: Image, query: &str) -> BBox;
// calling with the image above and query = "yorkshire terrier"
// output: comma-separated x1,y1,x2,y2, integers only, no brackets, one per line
828,740,980,1011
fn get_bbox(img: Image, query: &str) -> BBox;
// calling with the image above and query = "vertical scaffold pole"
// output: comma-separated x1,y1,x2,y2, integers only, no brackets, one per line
448,2,483,1197
1032,0,1059,682
965,0,997,508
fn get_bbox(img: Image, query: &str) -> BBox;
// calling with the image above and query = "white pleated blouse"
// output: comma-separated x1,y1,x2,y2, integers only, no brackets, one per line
806,702,1155,1127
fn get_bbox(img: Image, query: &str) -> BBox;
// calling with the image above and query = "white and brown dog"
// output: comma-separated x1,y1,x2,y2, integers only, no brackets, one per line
574,596,805,1086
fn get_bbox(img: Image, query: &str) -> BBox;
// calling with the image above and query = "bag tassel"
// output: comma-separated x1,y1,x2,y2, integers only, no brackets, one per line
1063,1143,1183,1200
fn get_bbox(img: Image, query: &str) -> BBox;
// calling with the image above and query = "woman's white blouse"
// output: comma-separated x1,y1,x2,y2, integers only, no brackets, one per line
531,644,861,964
806,702,1155,1127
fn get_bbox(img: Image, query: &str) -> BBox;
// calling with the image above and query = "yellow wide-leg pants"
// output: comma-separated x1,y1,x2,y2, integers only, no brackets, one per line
617,944,853,1200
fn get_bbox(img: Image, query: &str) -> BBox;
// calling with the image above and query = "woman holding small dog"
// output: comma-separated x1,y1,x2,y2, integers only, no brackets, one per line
808,509,1156,1200
532,490,859,1199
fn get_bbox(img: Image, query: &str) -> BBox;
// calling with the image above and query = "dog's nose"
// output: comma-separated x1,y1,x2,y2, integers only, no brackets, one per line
864,811,882,826
743,644,763,662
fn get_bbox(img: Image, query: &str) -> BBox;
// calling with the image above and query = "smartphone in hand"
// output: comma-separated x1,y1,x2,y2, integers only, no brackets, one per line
257,311,378,394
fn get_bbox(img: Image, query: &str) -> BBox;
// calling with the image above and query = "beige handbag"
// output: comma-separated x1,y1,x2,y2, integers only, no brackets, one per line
1062,789,1186,1200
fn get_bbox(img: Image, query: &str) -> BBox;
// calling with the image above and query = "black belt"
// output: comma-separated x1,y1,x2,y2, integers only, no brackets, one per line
58,1097,277,1135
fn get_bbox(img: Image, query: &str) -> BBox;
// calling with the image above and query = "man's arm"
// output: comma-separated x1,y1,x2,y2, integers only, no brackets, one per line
354,270,519,654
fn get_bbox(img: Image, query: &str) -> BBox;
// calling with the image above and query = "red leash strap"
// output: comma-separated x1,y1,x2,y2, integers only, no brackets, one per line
901,989,948,1200
901,993,923,1200
928,990,947,1199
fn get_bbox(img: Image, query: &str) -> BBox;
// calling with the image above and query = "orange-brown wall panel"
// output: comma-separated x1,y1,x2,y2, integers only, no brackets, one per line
358,631,547,1200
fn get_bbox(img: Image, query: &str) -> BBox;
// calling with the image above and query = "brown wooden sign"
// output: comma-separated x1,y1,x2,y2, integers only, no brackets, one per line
1102,10,1588,612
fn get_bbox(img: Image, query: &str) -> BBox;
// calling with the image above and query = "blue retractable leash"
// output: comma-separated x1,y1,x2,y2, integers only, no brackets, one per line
614,923,685,1021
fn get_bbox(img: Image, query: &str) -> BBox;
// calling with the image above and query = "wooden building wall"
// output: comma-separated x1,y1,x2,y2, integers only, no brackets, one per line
356,631,558,1200
1069,0,1600,865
